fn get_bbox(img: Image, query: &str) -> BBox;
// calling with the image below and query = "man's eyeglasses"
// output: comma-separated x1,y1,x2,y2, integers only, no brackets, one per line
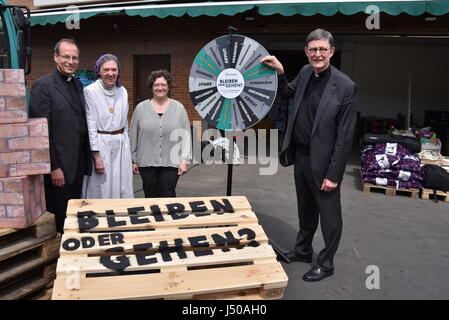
307,47,331,55
57,54,79,62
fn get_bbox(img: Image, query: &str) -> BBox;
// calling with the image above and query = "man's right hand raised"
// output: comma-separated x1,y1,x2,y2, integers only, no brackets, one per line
261,55,285,75
51,168,65,187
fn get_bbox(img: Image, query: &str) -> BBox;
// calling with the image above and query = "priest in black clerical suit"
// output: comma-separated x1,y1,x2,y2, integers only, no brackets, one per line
262,29,357,282
29,39,92,233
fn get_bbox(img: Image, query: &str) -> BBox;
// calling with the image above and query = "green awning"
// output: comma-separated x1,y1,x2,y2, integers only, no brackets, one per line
258,1,449,16
31,1,449,27
125,4,255,18
31,11,114,26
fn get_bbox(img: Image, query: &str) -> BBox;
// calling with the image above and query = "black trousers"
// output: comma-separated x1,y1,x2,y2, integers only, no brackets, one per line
293,153,342,270
139,167,179,198
45,143,86,234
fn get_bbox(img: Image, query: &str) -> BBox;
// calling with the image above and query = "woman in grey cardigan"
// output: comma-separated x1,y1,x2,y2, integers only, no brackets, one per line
129,70,191,197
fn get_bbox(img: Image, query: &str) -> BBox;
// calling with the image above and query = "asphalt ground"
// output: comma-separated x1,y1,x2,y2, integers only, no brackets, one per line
132,146,449,300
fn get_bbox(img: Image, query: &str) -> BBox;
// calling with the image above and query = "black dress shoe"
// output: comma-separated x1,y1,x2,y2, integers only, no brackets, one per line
303,266,334,282
284,250,312,263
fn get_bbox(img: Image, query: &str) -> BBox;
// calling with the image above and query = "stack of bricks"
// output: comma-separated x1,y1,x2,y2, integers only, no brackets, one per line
0,69,50,228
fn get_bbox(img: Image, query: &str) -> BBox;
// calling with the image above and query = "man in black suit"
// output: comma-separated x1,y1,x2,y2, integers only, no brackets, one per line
29,39,91,233
262,29,357,281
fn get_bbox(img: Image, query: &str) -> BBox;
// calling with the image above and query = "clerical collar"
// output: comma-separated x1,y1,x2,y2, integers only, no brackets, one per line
56,69,73,82
313,66,331,79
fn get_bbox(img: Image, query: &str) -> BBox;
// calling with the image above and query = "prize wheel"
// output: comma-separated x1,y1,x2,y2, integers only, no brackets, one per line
189,34,278,130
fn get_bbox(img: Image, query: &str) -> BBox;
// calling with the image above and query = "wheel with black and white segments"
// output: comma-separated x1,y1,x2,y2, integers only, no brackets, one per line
189,34,278,130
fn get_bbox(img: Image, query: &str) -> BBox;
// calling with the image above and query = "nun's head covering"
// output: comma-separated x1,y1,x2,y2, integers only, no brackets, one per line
95,54,122,87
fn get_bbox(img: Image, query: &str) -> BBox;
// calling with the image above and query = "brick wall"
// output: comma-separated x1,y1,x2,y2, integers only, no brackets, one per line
26,14,235,124
20,11,449,127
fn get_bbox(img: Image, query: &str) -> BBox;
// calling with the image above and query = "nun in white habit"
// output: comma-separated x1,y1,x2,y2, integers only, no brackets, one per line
82,54,134,198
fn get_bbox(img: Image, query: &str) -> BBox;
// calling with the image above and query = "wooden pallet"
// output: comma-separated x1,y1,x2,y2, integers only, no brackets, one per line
420,189,449,202
0,212,58,282
52,196,288,300
0,261,57,300
0,212,60,300
0,234,61,284
0,211,57,246
362,183,419,198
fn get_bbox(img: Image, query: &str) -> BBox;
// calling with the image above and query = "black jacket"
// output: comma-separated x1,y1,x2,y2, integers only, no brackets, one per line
29,69,92,185
278,64,357,188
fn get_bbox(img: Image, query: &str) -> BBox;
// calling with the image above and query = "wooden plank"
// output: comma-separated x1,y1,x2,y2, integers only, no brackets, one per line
59,224,268,257
0,262,56,300
0,211,56,246
52,261,287,300
0,277,50,300
420,189,449,202
66,196,252,217
0,234,56,262
0,229,15,238
32,212,57,238
63,210,258,233
0,236,61,283
191,287,284,300
362,183,419,198
56,243,276,275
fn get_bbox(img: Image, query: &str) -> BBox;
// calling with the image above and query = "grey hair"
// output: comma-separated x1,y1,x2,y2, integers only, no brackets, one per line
54,38,79,54
306,28,334,48
97,54,119,70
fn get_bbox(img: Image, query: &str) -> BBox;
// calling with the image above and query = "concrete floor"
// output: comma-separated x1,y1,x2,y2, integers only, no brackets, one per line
132,146,449,300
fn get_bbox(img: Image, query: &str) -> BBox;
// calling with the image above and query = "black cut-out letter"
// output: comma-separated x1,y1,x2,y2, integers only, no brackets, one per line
62,238,80,251
159,239,187,262
81,236,95,248
77,211,99,230
188,236,213,257
212,231,240,252
166,203,188,220
134,243,157,265
238,228,260,248
107,216,127,228
190,201,207,212
110,233,125,245
128,206,150,225
210,199,234,213
98,234,111,246
238,228,256,240
150,205,165,222
99,247,130,270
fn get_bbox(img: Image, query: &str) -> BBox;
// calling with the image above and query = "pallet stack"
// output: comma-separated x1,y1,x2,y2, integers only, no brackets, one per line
0,212,61,299
0,69,50,228
52,196,288,300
